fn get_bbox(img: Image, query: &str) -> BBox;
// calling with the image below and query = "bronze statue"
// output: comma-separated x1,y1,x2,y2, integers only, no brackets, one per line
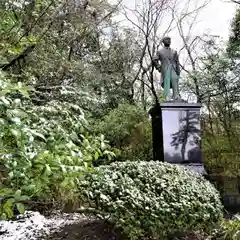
153,36,181,101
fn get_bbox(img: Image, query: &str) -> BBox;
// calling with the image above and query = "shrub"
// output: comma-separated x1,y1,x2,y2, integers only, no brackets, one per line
206,215,240,240
91,104,152,162
80,161,223,239
0,71,115,219
220,215,240,240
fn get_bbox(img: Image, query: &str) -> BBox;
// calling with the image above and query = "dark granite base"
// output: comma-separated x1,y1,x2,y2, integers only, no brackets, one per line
149,101,204,174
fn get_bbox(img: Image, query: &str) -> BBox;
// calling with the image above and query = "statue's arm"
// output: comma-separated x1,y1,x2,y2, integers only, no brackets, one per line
175,51,180,76
142,51,161,73
152,51,161,72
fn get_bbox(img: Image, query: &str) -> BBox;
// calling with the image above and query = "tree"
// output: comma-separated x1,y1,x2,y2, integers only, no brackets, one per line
172,0,211,103
187,29,240,177
92,26,142,109
227,8,240,57
0,0,129,113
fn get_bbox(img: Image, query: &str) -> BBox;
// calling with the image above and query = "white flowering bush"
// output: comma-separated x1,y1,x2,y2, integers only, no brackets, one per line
81,161,223,239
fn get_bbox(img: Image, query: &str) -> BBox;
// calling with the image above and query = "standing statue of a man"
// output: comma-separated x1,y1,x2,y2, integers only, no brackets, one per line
153,36,181,101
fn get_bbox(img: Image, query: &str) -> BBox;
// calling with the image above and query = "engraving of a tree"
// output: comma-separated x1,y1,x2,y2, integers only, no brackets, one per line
170,110,200,162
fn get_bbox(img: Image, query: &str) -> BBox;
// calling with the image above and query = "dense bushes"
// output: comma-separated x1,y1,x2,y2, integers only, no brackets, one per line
204,215,240,240
0,72,225,238
91,104,152,162
0,72,115,219
220,215,240,240
80,161,223,239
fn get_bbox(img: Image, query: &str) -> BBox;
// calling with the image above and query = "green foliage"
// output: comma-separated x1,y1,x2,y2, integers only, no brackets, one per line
80,161,223,239
221,215,240,240
227,8,240,58
202,127,240,178
1,1,238,238
0,188,29,220
92,104,152,162
192,37,240,179
0,0,139,112
0,71,115,219
209,216,240,240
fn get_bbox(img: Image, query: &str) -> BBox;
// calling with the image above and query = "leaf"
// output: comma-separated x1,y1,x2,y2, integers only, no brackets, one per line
94,151,99,160
84,162,88,169
0,188,13,197
29,130,46,141
0,213,7,220
16,203,25,214
22,184,36,192
60,164,67,173
100,193,109,201
11,109,27,118
101,141,105,150
44,164,51,175
0,96,10,105
0,89,9,97
13,98,21,105
3,199,14,219
100,134,105,141
10,128,19,137
0,118,5,124
10,117,21,125
17,82,22,88
18,195,29,201
14,189,21,198
19,89,29,98
8,171,14,179
60,179,69,188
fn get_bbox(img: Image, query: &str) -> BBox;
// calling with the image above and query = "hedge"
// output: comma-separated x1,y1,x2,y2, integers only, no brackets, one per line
80,161,223,239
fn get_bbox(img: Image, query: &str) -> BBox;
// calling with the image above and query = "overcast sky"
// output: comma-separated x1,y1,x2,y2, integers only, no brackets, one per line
187,0,236,40
112,0,237,49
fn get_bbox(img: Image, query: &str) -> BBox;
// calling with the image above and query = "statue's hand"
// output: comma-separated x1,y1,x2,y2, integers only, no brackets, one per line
156,66,161,72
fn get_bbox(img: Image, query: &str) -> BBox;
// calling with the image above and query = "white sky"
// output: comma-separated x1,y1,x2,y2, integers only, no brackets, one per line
111,0,237,49
187,0,236,41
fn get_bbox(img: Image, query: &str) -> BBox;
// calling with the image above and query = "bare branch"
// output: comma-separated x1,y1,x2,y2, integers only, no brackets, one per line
172,0,211,103
228,0,240,4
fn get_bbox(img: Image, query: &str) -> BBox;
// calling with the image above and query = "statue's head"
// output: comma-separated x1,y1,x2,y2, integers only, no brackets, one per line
162,36,171,47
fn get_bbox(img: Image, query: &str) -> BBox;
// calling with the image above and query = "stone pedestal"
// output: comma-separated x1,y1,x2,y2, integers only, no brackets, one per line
148,104,164,162
149,101,206,175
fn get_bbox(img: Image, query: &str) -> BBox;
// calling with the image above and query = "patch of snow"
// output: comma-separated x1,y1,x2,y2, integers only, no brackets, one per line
0,211,91,240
